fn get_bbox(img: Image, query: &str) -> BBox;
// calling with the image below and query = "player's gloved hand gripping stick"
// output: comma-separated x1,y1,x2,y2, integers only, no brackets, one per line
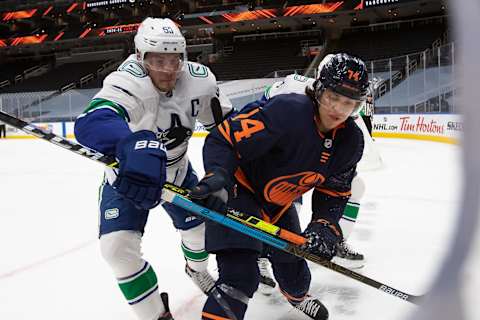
114,130,167,210
189,167,229,214
0,110,424,305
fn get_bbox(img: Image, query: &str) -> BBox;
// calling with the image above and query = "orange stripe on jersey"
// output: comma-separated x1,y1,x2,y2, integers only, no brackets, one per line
315,187,351,197
218,120,233,146
234,168,255,194
202,311,231,320
321,152,330,157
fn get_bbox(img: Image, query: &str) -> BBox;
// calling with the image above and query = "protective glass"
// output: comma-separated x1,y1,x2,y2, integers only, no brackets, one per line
318,89,361,117
143,53,183,73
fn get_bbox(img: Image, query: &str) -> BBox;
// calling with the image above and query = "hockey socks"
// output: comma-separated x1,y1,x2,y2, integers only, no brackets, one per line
116,262,169,320
118,262,159,305
339,201,360,238
181,241,209,269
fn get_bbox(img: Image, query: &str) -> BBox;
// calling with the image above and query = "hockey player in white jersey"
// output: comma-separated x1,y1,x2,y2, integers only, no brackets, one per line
256,54,374,292
74,18,233,320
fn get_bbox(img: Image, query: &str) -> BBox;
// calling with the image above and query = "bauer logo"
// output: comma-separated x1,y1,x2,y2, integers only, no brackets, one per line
105,208,119,220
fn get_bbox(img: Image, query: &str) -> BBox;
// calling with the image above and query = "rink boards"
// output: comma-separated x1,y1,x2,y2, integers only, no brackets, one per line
2,113,463,145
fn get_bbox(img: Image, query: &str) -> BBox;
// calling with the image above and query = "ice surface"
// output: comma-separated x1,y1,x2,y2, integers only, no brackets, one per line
1,137,477,320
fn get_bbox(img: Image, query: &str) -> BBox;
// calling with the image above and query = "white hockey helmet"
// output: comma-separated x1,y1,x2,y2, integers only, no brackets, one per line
134,17,187,68
316,54,335,78
306,54,334,92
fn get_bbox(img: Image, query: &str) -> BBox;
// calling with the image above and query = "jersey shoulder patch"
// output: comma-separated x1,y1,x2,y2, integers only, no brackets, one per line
284,74,315,86
290,74,311,83
117,59,148,78
102,69,156,103
182,62,217,96
186,62,210,78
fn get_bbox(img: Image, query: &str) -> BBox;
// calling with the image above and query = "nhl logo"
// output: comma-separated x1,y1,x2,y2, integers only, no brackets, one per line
324,139,333,149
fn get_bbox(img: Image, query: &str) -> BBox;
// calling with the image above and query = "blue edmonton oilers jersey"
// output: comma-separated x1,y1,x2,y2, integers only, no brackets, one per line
203,93,364,223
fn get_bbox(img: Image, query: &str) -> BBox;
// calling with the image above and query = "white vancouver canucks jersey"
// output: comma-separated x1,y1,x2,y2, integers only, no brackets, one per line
263,74,315,99
94,54,232,185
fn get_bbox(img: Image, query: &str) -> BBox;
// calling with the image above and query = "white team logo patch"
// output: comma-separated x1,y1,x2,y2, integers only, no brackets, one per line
188,64,208,78
118,60,147,78
105,208,119,220
324,139,333,149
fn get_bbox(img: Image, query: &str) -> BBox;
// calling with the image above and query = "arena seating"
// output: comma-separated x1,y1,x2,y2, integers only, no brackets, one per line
1,60,111,93
208,37,312,80
337,23,445,62
0,59,53,90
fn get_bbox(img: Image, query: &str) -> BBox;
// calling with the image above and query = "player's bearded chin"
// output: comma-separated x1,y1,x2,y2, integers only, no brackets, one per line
150,70,177,92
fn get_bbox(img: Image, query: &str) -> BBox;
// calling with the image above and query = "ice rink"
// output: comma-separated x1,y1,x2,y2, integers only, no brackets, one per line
1,137,478,320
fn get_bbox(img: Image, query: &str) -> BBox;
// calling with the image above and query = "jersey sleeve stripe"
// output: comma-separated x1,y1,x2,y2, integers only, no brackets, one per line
263,85,272,100
218,120,233,146
234,168,255,194
314,187,351,197
80,98,130,122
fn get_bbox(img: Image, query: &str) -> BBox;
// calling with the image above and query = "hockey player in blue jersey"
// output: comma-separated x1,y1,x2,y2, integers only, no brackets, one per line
74,18,233,320
256,54,374,284
190,53,369,320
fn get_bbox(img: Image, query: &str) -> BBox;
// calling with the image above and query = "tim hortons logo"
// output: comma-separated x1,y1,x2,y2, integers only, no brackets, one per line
263,172,325,206
399,116,445,134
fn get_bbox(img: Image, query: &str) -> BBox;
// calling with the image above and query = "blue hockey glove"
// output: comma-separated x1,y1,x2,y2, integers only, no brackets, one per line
301,219,343,260
189,168,229,214
113,130,166,210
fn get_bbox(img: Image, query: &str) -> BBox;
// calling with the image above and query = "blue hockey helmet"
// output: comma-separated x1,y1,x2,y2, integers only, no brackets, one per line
316,53,369,102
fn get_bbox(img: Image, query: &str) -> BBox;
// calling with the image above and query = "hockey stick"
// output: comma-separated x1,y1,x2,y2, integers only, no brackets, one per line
0,110,119,167
0,110,425,304
162,183,425,305
165,183,308,246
